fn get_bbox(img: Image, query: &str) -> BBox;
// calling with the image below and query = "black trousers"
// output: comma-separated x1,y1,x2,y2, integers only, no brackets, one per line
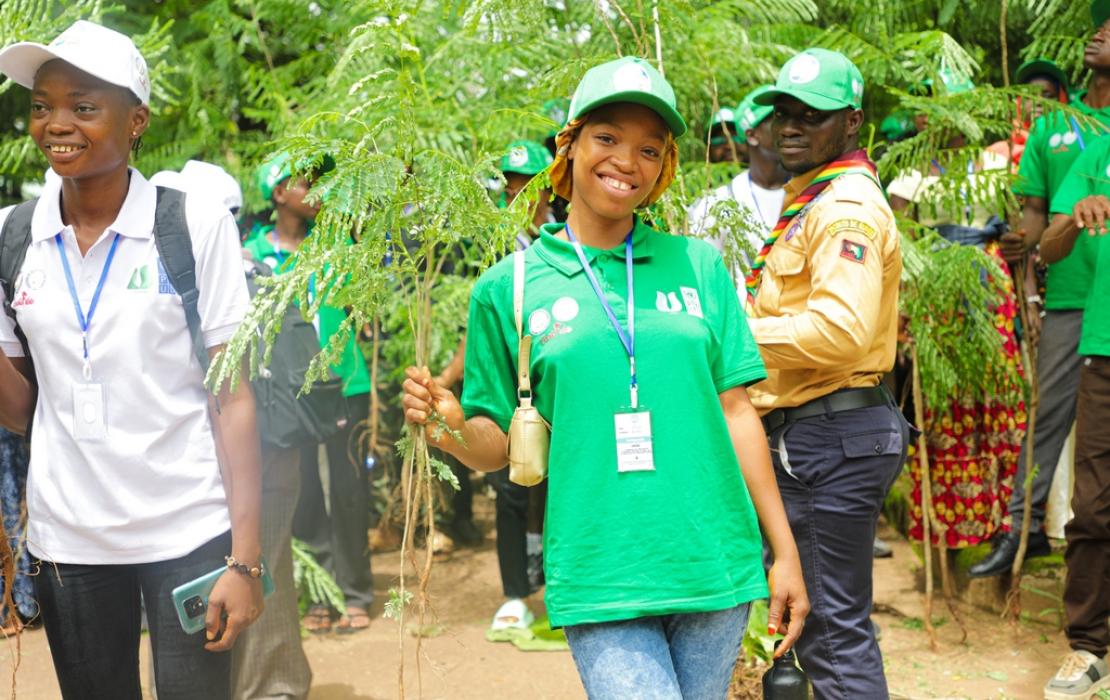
294,393,374,609
768,402,910,700
34,531,233,700
487,469,531,598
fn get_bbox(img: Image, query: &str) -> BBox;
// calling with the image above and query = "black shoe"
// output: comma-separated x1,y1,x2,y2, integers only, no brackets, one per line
967,531,1052,578
444,518,483,547
873,536,893,559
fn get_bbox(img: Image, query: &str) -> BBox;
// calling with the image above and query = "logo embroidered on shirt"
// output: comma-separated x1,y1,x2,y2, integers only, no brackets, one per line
680,287,703,318
156,258,175,295
11,291,34,308
127,264,151,290
656,291,683,313
539,322,573,345
840,239,868,264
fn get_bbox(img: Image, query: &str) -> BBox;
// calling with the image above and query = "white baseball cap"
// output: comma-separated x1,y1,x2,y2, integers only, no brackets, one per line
0,20,150,105
180,160,243,212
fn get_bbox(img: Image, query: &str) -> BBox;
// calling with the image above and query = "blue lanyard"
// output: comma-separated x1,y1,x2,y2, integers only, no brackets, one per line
54,232,122,380
270,230,290,265
564,224,639,408
1069,117,1088,152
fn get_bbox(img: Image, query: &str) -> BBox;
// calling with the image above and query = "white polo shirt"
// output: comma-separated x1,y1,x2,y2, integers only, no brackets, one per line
0,169,250,565
687,170,784,265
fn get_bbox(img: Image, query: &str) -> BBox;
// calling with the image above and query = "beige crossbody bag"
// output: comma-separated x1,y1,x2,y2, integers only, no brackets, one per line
506,250,550,486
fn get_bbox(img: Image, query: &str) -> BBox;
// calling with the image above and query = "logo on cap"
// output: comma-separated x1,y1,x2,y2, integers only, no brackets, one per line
135,56,149,92
742,107,757,130
508,147,529,168
788,54,821,85
612,62,653,93
851,79,863,98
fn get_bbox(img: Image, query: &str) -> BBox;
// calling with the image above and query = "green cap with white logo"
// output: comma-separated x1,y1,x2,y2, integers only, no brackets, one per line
500,139,553,176
754,48,865,111
256,152,336,201
736,85,775,130
567,56,687,137
1094,0,1110,27
710,107,737,128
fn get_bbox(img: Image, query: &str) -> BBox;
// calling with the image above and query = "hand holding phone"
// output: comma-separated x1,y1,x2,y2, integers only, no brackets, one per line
172,561,273,648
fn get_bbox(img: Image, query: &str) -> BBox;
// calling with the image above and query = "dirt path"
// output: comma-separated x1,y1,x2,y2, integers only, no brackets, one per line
0,501,1070,699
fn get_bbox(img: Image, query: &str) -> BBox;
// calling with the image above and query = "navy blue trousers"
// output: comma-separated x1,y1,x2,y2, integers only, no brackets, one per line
768,401,909,700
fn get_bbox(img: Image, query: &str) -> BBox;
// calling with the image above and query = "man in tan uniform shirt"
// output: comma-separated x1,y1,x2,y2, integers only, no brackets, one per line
749,49,909,700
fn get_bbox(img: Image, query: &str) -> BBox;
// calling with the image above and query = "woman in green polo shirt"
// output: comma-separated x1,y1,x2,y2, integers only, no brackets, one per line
403,57,807,699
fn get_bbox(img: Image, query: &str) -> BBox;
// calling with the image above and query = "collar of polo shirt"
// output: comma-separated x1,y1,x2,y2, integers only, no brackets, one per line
31,169,158,242
533,215,656,277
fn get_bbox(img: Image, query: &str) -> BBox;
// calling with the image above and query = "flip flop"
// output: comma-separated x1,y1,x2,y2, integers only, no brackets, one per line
336,606,371,635
509,615,569,652
303,604,333,634
485,598,534,642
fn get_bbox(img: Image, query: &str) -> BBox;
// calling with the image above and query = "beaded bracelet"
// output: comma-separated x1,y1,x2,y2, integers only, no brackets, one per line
225,556,265,579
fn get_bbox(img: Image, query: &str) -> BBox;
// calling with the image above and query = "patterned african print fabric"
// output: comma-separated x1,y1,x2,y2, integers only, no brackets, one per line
0,428,35,622
909,243,1027,547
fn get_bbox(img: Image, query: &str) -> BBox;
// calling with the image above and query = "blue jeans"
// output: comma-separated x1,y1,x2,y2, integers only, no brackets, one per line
565,604,751,700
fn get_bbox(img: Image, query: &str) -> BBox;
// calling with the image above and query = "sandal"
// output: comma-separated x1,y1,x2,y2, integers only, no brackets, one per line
303,604,333,634
485,598,534,642
336,606,371,635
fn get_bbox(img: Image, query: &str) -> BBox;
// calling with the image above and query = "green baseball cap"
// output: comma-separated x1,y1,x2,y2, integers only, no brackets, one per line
755,48,864,111
880,110,915,141
500,139,553,176
1094,0,1110,27
710,107,737,128
567,56,687,137
1015,58,1070,93
256,152,336,201
736,85,774,130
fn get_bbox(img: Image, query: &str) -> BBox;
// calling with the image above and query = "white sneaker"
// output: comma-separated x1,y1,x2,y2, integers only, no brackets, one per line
1044,650,1110,699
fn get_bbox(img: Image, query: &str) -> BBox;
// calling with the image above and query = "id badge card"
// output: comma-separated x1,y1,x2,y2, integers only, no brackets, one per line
614,409,654,472
73,383,108,441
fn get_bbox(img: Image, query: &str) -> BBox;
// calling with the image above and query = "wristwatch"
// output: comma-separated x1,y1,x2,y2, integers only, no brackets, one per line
225,555,265,579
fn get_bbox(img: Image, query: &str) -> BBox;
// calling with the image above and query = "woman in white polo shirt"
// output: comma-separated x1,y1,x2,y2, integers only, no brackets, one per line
0,21,261,699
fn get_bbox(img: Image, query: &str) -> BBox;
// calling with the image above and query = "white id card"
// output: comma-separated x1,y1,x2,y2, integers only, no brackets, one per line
73,383,108,440
614,410,655,472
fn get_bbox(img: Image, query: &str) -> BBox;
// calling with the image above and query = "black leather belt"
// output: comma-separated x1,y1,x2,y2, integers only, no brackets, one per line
761,386,890,433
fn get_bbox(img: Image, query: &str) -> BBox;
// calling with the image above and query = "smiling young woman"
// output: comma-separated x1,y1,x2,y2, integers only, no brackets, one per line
0,20,262,700
402,56,807,699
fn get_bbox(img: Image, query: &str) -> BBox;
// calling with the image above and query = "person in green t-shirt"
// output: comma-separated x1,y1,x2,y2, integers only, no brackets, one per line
247,153,375,635
1033,134,1110,699
972,0,1110,582
402,57,808,699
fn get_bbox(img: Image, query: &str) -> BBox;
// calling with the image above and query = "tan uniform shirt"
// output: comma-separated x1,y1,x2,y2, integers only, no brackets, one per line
748,166,901,414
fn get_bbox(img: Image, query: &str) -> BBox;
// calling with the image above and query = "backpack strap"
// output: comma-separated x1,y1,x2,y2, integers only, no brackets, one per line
0,199,39,362
150,187,209,372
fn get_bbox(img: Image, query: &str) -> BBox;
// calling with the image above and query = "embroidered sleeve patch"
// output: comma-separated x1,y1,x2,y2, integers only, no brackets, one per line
840,239,868,264
827,218,878,240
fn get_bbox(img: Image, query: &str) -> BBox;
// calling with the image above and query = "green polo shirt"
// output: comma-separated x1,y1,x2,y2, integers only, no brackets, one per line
1049,135,1110,356
1015,91,1110,309
243,226,370,397
461,217,769,627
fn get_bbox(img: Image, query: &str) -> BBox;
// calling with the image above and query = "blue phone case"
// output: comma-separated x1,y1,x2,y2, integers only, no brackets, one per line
171,561,275,635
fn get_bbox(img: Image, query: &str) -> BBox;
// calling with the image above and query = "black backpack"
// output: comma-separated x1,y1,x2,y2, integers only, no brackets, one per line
0,187,348,448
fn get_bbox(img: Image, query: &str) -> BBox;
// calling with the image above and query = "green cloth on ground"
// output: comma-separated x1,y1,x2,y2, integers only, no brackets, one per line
1015,92,1110,309
1049,134,1110,356
460,216,769,629
243,225,370,396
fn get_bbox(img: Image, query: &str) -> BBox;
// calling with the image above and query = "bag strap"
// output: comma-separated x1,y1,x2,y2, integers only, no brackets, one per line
150,186,209,372
0,199,39,362
513,251,532,399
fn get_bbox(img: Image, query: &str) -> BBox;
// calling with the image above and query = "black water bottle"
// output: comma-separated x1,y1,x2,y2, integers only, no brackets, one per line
762,640,809,699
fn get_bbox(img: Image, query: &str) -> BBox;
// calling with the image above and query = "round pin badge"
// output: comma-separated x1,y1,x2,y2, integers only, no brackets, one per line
26,269,45,290
1049,133,1063,148
552,297,579,322
529,308,551,335
788,54,821,85
1063,131,1078,146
